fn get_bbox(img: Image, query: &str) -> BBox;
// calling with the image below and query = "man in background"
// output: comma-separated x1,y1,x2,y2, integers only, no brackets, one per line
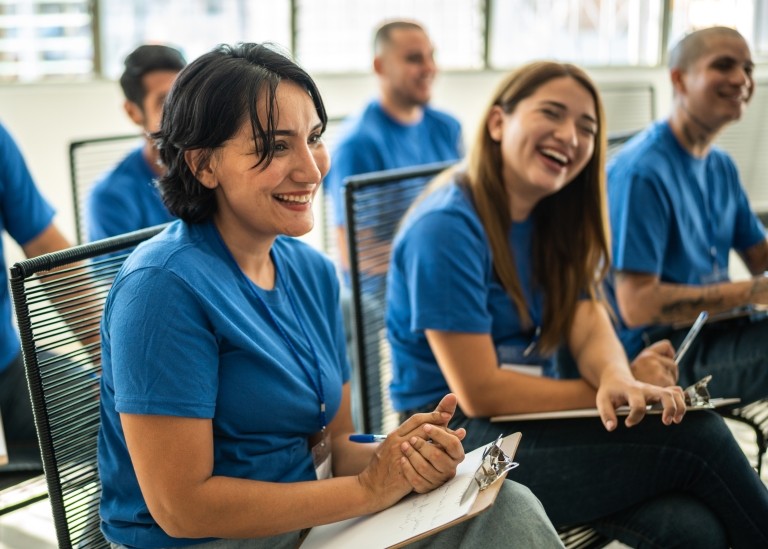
325,19,463,275
607,26,768,403
0,121,72,468
86,44,186,241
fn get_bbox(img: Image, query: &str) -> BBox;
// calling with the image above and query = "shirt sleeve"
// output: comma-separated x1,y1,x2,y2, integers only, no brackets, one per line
726,161,766,252
610,170,671,276
398,209,493,334
0,124,55,245
105,266,219,418
87,175,142,241
324,136,384,226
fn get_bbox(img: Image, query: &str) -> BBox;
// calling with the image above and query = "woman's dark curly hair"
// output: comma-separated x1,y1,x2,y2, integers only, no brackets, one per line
153,42,328,223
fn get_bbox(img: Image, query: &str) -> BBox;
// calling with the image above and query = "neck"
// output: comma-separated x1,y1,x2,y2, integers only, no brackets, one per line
379,95,423,124
142,140,165,176
668,106,719,158
214,215,276,289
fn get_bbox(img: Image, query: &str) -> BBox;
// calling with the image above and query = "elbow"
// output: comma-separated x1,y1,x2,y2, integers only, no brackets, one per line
455,389,497,418
615,293,652,328
147,499,209,539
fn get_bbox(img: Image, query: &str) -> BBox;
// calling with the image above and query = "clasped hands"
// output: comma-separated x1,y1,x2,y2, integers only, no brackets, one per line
358,393,465,510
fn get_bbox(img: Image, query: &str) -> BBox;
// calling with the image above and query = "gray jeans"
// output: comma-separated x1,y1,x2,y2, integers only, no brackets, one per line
109,481,563,549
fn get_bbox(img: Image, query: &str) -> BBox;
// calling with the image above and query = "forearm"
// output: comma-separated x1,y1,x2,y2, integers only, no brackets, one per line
332,435,377,476
154,474,377,539
617,273,768,327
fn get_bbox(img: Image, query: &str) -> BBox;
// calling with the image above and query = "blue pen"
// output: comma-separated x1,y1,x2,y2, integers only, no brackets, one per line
349,434,387,443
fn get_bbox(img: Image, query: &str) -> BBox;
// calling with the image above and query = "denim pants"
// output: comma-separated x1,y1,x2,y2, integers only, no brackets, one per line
644,314,768,405
445,407,768,548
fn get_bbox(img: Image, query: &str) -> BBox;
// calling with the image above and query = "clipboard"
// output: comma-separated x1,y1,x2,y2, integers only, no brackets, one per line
490,398,741,422
0,409,8,466
300,432,522,549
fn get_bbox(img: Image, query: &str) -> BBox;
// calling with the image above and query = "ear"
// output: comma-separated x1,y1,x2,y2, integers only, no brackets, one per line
486,105,505,143
184,149,218,190
373,55,384,76
124,100,145,127
670,68,686,96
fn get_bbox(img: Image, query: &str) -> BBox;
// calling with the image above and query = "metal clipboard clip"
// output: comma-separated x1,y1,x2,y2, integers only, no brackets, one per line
683,374,714,408
460,434,519,505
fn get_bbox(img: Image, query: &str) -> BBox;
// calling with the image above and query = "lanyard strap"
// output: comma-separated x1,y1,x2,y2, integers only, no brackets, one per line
213,227,327,430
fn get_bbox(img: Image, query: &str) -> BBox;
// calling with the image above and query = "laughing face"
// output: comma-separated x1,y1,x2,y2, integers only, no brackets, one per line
677,33,754,131
487,76,598,219
378,27,437,109
199,80,330,246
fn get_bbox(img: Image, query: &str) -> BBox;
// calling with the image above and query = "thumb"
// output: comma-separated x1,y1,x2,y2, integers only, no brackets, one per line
434,393,458,424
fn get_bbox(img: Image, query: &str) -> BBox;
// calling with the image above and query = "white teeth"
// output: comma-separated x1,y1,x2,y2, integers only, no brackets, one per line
540,148,568,165
275,194,312,204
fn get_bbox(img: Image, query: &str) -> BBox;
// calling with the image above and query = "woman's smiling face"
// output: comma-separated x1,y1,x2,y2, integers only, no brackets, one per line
201,80,330,243
487,75,597,216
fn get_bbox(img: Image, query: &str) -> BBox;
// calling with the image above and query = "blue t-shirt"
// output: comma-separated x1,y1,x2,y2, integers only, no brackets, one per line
87,146,175,241
98,221,350,548
608,120,766,358
0,122,55,372
386,181,554,412
325,100,463,229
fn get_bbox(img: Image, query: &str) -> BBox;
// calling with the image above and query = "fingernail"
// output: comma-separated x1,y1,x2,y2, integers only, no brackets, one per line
410,436,418,445
423,424,432,432
605,420,615,431
441,412,452,420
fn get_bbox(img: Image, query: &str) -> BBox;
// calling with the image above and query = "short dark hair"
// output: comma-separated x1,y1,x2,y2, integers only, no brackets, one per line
154,42,328,224
373,19,427,55
120,44,187,108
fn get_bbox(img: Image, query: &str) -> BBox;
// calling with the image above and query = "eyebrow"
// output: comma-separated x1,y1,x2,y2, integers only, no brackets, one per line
272,122,324,136
540,100,598,125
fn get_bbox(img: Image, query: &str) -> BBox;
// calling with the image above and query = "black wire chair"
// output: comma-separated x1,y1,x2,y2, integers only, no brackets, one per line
69,134,143,244
9,225,166,548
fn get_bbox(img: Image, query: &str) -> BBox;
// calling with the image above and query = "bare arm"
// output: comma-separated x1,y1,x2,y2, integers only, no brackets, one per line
21,222,71,258
426,300,685,430
424,330,597,418
566,300,685,429
614,270,768,327
122,384,464,539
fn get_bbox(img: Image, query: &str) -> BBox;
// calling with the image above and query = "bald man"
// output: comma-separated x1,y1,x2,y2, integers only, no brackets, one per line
607,26,768,403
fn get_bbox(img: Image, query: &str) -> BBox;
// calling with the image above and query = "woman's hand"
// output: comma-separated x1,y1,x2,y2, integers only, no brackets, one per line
397,394,466,493
595,370,686,431
629,340,678,387
356,394,466,509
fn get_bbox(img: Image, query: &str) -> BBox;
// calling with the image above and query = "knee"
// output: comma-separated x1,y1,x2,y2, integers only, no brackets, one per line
494,481,549,524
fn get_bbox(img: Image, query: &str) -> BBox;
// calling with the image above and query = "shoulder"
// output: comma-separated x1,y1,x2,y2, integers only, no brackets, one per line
422,106,462,132
91,148,150,195
608,122,674,183
402,182,483,241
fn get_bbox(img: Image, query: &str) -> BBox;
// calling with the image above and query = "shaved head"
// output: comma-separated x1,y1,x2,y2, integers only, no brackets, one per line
373,20,427,55
669,26,746,71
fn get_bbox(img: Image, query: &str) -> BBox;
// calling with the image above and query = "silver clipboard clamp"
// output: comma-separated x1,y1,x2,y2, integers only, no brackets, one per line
460,434,519,505
683,374,714,408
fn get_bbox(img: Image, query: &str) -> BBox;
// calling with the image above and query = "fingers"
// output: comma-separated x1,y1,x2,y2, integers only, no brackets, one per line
399,424,464,492
396,393,457,438
595,391,618,432
660,386,686,425
647,339,675,359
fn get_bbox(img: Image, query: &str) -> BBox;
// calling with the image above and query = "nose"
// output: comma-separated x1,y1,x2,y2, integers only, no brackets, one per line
554,118,579,148
292,142,327,184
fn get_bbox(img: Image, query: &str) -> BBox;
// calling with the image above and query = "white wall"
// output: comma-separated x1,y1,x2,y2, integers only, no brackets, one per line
0,66,674,262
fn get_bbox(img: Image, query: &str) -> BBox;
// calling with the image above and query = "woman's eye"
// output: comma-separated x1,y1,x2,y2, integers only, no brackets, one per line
309,133,323,145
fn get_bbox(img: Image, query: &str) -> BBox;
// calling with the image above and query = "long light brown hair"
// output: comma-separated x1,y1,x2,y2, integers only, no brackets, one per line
465,61,610,354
